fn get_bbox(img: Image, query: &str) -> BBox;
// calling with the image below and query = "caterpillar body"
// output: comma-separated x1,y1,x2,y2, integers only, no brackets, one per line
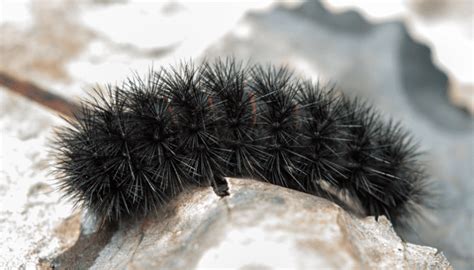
53,59,428,227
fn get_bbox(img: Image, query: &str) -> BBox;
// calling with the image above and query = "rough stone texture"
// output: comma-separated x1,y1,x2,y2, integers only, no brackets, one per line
0,90,79,269
52,178,452,270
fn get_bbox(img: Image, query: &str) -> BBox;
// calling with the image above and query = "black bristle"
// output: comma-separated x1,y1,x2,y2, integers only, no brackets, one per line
296,81,350,192
201,59,267,180
52,58,430,227
248,65,305,189
160,62,229,196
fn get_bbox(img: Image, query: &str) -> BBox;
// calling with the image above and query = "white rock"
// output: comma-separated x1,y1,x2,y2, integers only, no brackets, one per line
54,178,452,270
0,90,78,269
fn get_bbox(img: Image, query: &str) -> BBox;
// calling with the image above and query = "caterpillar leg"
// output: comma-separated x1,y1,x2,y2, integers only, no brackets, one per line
212,175,230,197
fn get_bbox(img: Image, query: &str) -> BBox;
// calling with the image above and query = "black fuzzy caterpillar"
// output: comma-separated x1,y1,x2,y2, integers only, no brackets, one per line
53,59,428,227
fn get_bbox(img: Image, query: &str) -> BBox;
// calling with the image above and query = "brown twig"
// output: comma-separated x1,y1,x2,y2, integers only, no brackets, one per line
0,72,79,117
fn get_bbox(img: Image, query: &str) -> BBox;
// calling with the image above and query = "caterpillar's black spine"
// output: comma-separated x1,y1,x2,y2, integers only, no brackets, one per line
52,58,429,227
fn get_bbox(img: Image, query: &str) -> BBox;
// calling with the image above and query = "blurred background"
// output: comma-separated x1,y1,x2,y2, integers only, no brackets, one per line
0,0,472,269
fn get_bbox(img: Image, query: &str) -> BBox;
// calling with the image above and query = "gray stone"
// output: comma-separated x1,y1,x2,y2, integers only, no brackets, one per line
53,178,452,270
0,90,78,269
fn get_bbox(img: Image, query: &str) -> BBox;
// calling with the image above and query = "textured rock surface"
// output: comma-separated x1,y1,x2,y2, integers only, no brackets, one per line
52,178,452,270
0,90,78,269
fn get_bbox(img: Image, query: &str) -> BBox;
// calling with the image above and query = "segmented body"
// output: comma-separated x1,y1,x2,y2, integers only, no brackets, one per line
53,59,428,226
